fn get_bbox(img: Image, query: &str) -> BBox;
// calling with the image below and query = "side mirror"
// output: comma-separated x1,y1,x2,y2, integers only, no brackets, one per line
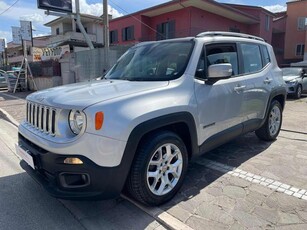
206,63,232,84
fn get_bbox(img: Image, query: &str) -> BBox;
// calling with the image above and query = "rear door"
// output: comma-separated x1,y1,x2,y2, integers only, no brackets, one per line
239,43,272,131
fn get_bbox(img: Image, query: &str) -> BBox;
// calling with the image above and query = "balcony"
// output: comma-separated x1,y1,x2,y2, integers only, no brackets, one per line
49,32,97,46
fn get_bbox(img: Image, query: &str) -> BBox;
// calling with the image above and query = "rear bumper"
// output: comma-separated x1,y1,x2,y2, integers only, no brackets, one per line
18,134,127,200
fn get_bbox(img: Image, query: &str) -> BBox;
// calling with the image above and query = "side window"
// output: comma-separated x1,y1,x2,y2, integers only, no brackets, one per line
261,45,271,67
241,43,262,74
206,43,238,76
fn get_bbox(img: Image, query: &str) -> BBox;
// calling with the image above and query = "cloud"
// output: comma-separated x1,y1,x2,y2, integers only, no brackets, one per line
20,13,44,23
73,0,123,18
0,31,12,44
263,4,286,13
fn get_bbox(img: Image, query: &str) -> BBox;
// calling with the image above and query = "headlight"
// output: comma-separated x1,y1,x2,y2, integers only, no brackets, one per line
288,79,298,85
69,110,85,135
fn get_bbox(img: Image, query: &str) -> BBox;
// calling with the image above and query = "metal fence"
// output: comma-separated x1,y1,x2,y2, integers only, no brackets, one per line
0,60,61,78
74,45,132,82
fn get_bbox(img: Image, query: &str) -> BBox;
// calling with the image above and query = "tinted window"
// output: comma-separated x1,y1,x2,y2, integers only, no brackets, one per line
241,43,262,74
206,44,238,76
261,45,271,67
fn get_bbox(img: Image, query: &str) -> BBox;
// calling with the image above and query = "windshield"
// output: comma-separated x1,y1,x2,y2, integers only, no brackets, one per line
105,41,194,81
282,68,302,76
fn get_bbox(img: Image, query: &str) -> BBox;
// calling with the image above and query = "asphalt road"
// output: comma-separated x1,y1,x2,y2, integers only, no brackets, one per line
0,119,165,230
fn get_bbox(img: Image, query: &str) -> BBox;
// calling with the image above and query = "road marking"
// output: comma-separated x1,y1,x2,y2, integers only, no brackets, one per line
121,194,194,230
196,158,307,201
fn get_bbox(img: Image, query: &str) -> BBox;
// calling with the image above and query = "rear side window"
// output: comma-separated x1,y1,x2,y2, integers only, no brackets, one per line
261,45,271,67
240,43,262,74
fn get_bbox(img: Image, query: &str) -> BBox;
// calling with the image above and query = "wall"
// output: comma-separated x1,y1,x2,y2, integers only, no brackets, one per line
110,15,143,45
189,7,249,36
284,0,307,61
148,7,191,39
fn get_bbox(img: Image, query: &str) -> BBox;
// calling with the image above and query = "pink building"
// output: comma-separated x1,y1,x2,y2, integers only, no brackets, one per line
272,0,307,66
109,0,274,45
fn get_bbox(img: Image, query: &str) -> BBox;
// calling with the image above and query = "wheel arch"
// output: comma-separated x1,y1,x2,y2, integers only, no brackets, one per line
117,112,199,192
260,87,286,127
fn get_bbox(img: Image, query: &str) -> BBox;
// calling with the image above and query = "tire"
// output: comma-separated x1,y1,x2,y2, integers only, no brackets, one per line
255,100,282,141
295,85,302,99
126,131,188,206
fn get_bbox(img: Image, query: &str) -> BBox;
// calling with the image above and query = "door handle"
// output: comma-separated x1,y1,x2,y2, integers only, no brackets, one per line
234,85,246,93
264,78,272,84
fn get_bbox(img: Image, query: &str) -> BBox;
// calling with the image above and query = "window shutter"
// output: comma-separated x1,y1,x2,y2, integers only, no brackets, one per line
115,30,118,42
169,20,176,39
156,23,162,40
130,26,135,40
122,28,126,41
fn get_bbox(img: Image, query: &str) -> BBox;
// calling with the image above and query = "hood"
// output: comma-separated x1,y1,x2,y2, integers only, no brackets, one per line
27,80,169,109
283,75,300,82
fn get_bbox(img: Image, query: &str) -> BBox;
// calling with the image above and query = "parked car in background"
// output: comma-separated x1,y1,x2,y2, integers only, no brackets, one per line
0,70,8,88
282,67,307,99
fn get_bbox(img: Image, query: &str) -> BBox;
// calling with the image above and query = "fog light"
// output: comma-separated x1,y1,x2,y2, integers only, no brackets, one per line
64,157,83,165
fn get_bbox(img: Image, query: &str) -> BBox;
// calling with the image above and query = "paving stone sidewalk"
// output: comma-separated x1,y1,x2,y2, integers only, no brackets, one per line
0,90,31,124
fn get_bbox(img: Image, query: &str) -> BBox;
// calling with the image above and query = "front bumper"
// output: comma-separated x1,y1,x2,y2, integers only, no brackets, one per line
285,83,298,94
18,134,127,200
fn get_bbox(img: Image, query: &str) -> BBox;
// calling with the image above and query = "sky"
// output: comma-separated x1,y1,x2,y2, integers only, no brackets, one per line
0,0,288,45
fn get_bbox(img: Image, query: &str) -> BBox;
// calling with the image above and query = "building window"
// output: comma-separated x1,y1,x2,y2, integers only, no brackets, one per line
298,17,307,31
122,26,134,41
265,15,270,31
110,30,118,44
56,28,60,35
156,20,175,40
296,44,305,56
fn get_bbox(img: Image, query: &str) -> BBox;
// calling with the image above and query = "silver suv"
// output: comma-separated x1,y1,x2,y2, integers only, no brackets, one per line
16,32,286,205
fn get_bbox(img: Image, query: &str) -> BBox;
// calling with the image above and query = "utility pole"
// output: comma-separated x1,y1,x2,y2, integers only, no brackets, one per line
103,0,109,70
75,0,94,49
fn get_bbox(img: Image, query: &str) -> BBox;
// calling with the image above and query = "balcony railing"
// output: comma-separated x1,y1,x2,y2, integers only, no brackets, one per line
49,32,97,45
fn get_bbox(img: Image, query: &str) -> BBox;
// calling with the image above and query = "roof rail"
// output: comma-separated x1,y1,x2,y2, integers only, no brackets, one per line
196,31,264,42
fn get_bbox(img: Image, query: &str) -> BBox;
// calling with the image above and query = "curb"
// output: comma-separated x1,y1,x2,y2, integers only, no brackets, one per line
0,107,20,127
122,194,194,230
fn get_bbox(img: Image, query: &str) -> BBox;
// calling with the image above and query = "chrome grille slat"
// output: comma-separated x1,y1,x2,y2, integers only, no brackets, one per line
26,102,57,136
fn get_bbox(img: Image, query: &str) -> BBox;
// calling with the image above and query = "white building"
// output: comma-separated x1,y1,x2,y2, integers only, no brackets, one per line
45,14,109,51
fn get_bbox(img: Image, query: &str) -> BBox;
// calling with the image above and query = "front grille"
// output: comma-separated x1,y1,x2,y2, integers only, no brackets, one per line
26,102,58,136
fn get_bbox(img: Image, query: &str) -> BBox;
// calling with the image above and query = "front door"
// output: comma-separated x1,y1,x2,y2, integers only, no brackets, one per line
194,43,245,149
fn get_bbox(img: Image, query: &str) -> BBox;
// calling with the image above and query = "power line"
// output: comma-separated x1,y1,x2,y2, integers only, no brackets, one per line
0,0,20,16
108,0,165,39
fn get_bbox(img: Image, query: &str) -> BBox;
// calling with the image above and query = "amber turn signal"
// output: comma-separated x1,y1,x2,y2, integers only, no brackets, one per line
64,157,83,165
95,112,104,130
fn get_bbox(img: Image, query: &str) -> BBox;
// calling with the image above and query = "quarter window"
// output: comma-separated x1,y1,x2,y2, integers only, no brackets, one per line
241,43,262,74
261,45,271,67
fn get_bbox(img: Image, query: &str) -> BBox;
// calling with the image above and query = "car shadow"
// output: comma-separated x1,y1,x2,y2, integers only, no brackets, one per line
157,132,274,210
0,172,160,230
